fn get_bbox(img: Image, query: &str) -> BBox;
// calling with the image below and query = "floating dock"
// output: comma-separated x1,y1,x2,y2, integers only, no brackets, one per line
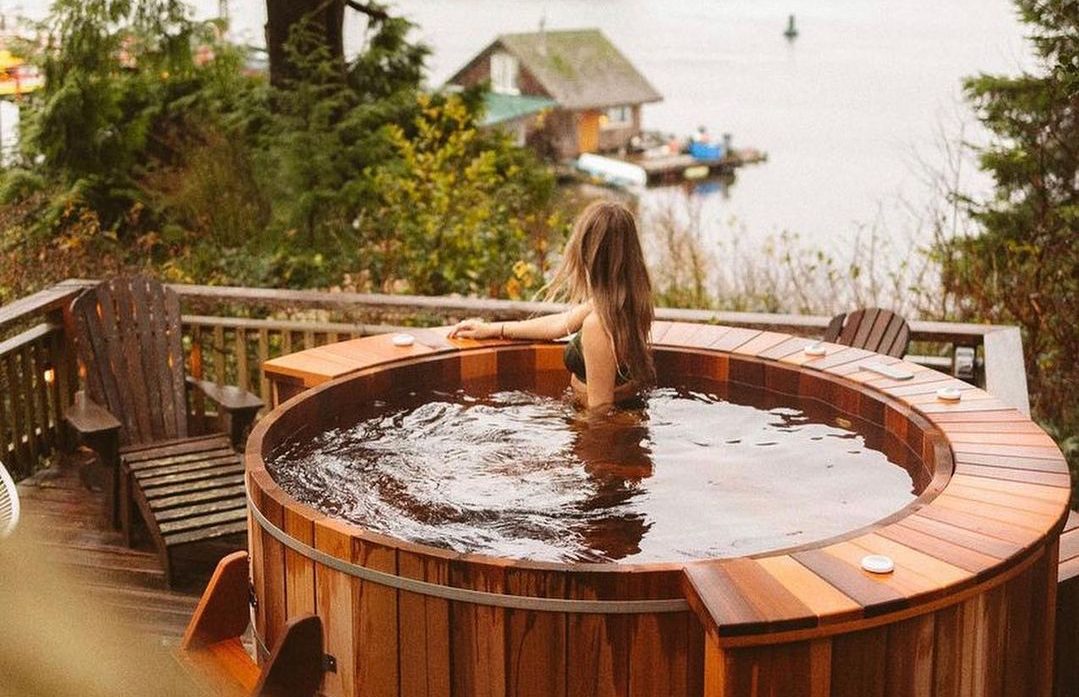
632,148,767,185
562,141,768,191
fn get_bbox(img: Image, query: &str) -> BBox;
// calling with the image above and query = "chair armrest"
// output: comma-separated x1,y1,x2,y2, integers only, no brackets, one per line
64,396,122,526
65,397,121,436
186,377,263,413
186,377,262,449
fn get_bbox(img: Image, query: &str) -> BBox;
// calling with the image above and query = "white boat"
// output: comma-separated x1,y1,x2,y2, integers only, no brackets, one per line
576,153,648,188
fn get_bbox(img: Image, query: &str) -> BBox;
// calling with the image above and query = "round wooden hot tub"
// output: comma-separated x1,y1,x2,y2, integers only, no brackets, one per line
248,322,1071,697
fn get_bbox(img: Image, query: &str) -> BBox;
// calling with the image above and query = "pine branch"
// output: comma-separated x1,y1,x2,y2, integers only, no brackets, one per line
344,0,389,22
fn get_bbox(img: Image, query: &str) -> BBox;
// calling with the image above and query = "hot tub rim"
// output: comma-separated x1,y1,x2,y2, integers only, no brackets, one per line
246,331,1071,645
246,342,954,576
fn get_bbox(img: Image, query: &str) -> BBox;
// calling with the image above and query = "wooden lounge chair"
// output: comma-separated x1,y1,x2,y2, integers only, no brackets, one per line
823,307,911,358
179,552,324,697
64,276,262,587
0,461,19,538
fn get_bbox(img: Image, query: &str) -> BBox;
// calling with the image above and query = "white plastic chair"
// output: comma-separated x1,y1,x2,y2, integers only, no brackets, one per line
0,462,20,538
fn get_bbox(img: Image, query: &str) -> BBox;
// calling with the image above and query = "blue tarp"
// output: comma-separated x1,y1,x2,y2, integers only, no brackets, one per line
689,141,724,161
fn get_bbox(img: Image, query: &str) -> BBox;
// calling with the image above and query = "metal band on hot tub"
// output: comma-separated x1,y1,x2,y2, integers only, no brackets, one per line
247,491,691,614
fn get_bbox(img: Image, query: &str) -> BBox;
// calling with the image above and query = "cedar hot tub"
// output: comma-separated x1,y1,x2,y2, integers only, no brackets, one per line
249,322,1071,697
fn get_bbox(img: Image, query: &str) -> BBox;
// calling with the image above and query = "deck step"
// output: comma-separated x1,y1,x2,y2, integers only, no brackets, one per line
61,557,167,590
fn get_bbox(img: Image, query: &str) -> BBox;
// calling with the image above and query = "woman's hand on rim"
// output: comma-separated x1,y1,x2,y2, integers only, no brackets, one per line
449,318,490,339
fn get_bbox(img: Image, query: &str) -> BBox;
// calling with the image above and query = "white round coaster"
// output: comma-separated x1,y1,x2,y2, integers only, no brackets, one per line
803,342,827,357
935,387,963,402
392,333,415,347
861,554,895,574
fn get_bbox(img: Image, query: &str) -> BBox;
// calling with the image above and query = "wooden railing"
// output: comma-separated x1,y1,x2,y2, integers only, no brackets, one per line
0,278,1031,480
0,283,82,480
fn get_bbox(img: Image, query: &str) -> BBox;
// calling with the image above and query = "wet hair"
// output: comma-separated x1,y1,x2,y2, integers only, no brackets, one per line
544,200,655,383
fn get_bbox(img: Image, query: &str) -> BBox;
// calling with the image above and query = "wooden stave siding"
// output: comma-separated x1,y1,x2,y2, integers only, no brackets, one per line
250,345,707,697
249,329,1070,697
704,540,1058,697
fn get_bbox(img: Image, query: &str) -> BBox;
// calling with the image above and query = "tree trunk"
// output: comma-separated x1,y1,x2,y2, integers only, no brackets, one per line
265,0,345,87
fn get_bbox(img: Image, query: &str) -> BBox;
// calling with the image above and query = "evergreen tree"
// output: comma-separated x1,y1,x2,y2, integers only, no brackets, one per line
0,0,562,297
938,0,1078,488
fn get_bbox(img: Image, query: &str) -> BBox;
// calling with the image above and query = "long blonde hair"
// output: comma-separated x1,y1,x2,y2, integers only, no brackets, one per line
545,200,655,382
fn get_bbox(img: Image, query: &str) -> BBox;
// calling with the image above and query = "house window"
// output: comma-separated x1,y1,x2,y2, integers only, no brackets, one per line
490,52,520,95
603,105,632,128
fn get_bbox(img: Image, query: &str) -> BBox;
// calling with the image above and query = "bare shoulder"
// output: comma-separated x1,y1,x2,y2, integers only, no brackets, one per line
581,310,606,335
564,302,594,332
580,311,613,349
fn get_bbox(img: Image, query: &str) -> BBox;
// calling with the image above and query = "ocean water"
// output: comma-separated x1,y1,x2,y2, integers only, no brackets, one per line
10,0,1034,249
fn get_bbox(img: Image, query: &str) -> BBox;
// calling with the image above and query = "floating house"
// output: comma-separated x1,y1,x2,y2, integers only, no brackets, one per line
448,29,662,159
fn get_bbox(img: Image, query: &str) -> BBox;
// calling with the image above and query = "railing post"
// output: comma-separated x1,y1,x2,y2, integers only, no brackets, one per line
189,325,206,433
212,325,225,387
0,357,11,474
50,315,70,422
258,328,270,405
982,327,1031,416
4,353,28,476
236,326,249,393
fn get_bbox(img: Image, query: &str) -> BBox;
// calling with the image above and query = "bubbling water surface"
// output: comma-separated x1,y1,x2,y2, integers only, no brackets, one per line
267,376,916,563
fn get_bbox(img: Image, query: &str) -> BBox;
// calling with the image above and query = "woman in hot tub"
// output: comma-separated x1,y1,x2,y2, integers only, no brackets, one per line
450,200,655,410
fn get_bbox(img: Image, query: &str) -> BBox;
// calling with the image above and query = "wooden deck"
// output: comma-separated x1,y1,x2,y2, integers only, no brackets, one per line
16,459,206,642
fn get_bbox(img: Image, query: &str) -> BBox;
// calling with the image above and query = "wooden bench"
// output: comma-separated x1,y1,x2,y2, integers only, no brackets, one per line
179,551,324,697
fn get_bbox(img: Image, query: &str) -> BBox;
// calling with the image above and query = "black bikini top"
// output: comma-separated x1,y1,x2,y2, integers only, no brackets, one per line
563,332,631,385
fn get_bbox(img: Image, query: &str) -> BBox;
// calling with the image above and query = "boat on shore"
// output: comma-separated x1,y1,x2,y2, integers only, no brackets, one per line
569,128,767,190
574,153,648,189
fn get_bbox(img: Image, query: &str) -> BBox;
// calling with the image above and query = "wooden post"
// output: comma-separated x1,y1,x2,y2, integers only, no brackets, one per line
982,326,1030,415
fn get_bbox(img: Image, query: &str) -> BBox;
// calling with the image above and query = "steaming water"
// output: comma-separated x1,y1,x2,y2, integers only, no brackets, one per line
267,376,916,563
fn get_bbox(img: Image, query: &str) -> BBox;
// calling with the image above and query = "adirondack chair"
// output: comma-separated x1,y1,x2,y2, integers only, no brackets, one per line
823,307,911,358
179,552,324,697
64,276,262,587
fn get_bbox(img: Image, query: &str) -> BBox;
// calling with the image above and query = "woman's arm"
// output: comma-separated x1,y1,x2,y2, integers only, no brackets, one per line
449,303,591,341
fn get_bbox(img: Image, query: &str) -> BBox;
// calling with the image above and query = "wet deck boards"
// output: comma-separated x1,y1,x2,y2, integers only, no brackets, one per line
17,464,205,641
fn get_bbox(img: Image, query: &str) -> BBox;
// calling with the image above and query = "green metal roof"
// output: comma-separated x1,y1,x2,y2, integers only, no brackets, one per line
481,92,556,126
